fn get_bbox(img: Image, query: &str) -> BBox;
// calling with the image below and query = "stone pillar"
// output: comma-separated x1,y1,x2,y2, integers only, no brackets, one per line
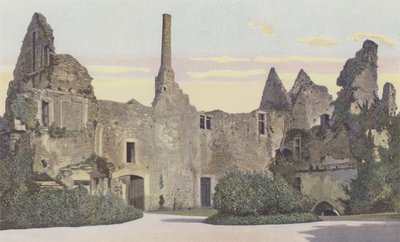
161,14,172,70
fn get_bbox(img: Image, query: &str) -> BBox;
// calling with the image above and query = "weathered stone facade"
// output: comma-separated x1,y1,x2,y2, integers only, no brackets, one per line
382,82,397,116
334,40,379,115
0,13,397,213
289,69,333,129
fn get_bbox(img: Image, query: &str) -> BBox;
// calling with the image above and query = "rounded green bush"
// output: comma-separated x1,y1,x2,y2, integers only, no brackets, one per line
213,172,313,216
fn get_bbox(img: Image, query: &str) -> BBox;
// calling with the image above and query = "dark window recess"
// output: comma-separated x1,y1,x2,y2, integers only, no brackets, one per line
258,113,265,135
41,159,48,168
201,177,211,207
126,142,136,163
43,46,50,66
294,177,301,192
200,115,205,129
294,137,301,161
42,101,49,127
32,32,36,71
206,117,212,130
74,180,90,186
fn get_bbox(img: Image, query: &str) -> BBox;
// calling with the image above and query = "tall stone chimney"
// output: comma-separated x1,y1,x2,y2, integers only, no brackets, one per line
161,14,172,70
153,13,178,106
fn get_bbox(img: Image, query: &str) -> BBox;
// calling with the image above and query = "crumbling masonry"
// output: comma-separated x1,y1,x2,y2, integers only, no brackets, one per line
0,13,397,213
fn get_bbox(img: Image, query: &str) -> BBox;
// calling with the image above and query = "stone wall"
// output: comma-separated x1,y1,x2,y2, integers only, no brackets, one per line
290,70,333,129
22,88,90,130
32,130,94,179
296,167,357,214
382,82,397,116
13,13,54,82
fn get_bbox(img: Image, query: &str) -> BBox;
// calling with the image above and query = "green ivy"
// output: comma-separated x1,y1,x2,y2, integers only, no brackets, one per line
11,95,38,130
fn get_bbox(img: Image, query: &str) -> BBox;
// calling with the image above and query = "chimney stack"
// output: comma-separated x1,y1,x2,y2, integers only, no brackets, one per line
161,14,172,70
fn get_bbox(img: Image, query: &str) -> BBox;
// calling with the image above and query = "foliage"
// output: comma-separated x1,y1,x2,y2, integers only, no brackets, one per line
204,213,318,225
0,134,39,227
269,156,297,185
213,171,313,216
48,123,67,138
56,154,115,182
0,137,141,230
345,114,400,214
11,95,38,130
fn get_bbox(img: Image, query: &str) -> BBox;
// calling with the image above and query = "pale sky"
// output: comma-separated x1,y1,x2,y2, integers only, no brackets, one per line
0,0,399,115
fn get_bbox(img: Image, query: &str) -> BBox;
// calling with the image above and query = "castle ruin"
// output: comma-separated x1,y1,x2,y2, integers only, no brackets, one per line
0,13,397,214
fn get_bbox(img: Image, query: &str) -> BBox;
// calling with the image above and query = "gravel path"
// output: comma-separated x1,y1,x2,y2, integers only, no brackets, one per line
1,213,399,242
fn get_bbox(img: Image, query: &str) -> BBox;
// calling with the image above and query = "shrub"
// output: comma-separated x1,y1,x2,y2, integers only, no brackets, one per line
213,172,313,216
0,136,142,230
204,213,319,225
48,123,67,138
11,95,38,130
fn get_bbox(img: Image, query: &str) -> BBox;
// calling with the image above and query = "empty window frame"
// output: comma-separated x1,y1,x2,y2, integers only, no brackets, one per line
294,177,301,192
200,115,212,130
126,142,136,163
294,137,301,161
258,113,266,135
200,115,205,129
206,117,212,130
42,101,49,127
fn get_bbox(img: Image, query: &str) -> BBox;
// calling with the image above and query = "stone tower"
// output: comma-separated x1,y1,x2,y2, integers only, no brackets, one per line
259,68,291,111
382,82,397,116
334,40,379,115
153,14,180,106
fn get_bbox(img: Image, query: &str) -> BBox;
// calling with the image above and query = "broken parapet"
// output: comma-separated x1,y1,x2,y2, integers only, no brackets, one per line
334,40,379,114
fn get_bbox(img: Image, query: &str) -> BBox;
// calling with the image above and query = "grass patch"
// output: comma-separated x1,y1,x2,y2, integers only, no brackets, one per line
319,212,400,221
150,208,217,217
204,212,319,225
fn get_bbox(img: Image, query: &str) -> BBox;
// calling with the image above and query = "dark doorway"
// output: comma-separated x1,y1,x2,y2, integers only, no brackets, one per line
313,201,339,216
201,177,211,207
128,175,144,210
42,101,49,127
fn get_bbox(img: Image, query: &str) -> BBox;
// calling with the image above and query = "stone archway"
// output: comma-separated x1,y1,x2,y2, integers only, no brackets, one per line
313,201,339,216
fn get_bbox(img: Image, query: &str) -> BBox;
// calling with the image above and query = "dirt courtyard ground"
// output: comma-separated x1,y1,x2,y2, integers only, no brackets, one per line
1,213,399,242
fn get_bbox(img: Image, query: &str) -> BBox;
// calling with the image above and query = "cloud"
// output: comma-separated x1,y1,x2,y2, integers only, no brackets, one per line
297,36,341,47
347,33,396,47
248,22,275,36
87,65,151,75
187,69,265,79
190,56,251,63
255,56,346,63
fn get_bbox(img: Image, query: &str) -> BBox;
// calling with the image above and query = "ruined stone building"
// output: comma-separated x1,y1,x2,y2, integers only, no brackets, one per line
0,13,397,214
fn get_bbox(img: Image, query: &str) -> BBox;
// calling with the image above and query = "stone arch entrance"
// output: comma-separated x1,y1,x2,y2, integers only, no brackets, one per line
313,201,339,216
120,175,145,210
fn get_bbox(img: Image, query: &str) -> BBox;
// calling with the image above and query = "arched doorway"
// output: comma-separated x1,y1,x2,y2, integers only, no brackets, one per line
313,201,339,216
121,175,144,210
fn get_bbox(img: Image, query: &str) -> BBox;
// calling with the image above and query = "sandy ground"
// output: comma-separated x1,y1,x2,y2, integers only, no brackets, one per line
1,213,400,242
